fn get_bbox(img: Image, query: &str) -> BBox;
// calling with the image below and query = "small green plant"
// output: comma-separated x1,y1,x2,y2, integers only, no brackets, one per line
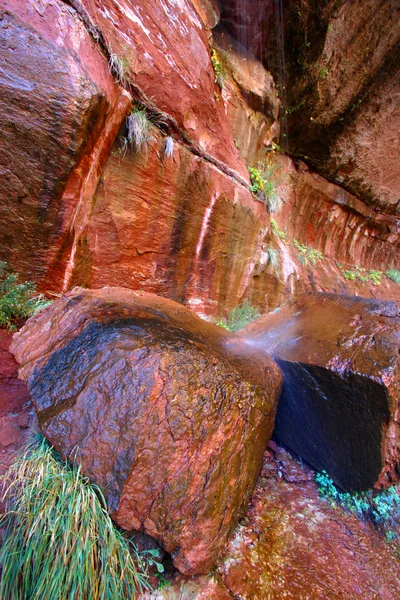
270,218,286,240
0,437,151,599
319,65,329,79
248,164,283,213
339,265,382,286
293,240,323,266
0,261,51,330
126,105,154,152
316,470,400,539
210,48,226,88
217,299,260,332
386,269,400,284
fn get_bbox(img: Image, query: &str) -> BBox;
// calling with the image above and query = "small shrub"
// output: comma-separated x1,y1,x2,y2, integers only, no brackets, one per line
0,437,151,599
126,106,154,152
217,299,260,332
316,470,400,537
386,269,400,284
0,261,51,330
248,164,283,213
293,240,323,266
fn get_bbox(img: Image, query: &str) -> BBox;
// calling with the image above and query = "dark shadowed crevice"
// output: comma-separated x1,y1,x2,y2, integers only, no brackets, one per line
273,360,390,491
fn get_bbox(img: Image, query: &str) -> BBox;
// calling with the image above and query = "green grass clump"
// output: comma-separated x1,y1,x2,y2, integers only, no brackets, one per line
0,437,151,600
126,106,154,152
316,470,400,538
0,261,51,330
293,240,323,266
386,269,400,284
217,299,260,332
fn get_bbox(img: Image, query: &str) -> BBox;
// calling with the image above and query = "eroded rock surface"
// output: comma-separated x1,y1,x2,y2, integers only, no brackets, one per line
140,445,400,600
11,287,282,574
240,293,400,491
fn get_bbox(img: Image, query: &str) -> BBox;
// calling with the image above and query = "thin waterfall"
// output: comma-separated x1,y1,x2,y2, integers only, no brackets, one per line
274,0,288,150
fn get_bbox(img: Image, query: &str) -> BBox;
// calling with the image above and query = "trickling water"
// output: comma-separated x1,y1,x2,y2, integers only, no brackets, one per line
274,0,288,150
195,192,218,259
62,241,77,293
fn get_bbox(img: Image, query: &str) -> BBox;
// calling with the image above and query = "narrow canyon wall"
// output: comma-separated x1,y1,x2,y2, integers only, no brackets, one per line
0,0,398,318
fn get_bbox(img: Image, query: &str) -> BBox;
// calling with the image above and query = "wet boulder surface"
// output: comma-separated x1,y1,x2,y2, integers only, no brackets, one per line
11,287,282,575
240,293,400,492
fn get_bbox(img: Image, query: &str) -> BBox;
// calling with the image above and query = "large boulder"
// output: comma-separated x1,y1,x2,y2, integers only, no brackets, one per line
11,287,282,575
239,293,400,491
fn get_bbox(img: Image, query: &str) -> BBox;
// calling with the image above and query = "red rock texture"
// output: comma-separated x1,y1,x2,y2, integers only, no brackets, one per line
11,287,282,575
140,445,400,599
0,0,131,285
1,0,398,320
240,293,400,491
0,329,34,522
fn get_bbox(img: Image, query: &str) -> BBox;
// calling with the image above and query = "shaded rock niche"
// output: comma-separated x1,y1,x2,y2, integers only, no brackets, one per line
11,287,282,575
240,293,400,492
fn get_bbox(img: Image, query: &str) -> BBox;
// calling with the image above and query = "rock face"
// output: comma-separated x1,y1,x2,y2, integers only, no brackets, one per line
140,445,400,600
0,330,31,449
11,287,282,575
282,0,400,215
240,293,400,491
1,0,398,318
0,0,131,284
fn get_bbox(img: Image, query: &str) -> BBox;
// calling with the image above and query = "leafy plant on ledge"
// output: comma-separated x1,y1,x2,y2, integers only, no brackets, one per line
316,470,400,541
210,48,226,89
248,164,283,213
338,264,382,286
217,299,260,332
270,218,286,240
293,240,323,266
386,269,400,284
0,261,51,330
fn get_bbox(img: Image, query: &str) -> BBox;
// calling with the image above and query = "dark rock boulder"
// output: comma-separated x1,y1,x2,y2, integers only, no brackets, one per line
11,287,282,575
239,293,400,492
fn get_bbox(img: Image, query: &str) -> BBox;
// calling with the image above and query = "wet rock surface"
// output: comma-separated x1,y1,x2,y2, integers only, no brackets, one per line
0,0,130,284
240,293,400,491
11,287,282,574
140,444,400,600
